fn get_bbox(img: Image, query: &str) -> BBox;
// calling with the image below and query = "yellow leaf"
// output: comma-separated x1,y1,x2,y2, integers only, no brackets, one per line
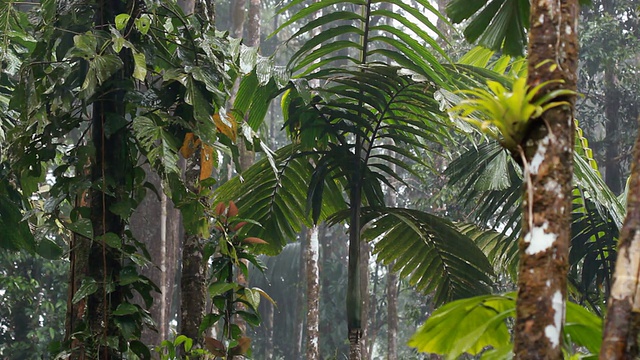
230,337,251,356
180,133,201,158
200,143,215,180
213,113,237,142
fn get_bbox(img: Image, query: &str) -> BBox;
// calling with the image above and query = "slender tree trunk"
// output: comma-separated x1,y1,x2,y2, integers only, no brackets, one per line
131,167,181,346
230,0,245,39
385,173,398,360
514,0,579,358
348,158,363,360
386,263,398,360
306,225,321,359
179,148,208,343
599,125,640,359
603,0,622,195
359,241,371,360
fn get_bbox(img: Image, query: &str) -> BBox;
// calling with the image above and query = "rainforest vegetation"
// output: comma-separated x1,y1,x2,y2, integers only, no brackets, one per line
0,0,639,359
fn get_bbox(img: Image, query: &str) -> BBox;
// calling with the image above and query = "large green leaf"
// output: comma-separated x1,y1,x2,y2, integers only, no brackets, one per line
0,194,35,253
409,292,602,358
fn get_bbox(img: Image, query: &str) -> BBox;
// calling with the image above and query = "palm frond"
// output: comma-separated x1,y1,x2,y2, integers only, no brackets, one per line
358,207,495,305
277,0,451,83
213,144,346,255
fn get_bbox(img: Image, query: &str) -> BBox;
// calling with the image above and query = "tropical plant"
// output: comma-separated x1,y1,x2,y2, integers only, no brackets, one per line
408,292,603,359
213,1,508,357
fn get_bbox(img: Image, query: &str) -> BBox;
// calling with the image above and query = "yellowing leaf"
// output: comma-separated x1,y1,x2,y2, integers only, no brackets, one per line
180,133,201,158
213,113,237,142
242,237,268,245
230,337,251,356
200,143,215,180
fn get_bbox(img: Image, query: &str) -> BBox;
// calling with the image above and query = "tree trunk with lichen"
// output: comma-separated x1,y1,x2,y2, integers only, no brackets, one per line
179,148,208,345
599,125,640,359
513,0,579,359
305,226,320,359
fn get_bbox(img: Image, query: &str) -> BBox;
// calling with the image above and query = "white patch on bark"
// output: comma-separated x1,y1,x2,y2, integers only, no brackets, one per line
544,291,564,348
524,221,557,254
529,137,550,175
565,25,572,35
544,179,562,198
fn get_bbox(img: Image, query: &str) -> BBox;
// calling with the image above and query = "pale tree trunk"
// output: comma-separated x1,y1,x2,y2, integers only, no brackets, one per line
514,0,579,358
177,0,195,14
599,126,640,359
233,0,259,338
385,171,398,360
130,166,181,346
305,226,321,359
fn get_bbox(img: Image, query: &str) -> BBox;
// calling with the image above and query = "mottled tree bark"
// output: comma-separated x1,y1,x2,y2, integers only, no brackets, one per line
599,126,640,359
514,0,579,358
306,226,320,359
179,148,208,344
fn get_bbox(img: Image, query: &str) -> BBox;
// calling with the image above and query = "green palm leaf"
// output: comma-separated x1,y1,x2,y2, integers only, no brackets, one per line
356,207,495,305
213,144,346,255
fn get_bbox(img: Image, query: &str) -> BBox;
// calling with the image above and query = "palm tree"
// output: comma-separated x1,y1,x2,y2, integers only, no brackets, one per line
214,1,498,358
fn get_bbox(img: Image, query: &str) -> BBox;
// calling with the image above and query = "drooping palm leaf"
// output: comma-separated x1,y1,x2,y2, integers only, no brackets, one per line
353,207,495,305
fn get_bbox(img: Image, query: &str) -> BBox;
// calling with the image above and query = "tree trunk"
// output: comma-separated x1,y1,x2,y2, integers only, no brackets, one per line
178,0,214,348
359,240,370,360
179,148,208,344
306,225,321,359
599,125,640,359
348,149,363,360
513,0,579,358
130,167,181,346
230,0,245,39
65,0,131,358
603,0,622,195
386,263,398,360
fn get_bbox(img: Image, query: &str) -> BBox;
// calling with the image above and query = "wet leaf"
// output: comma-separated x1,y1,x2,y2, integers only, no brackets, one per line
72,277,98,304
213,113,237,142
204,337,226,357
200,143,215,180
180,133,201,158
67,218,94,239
